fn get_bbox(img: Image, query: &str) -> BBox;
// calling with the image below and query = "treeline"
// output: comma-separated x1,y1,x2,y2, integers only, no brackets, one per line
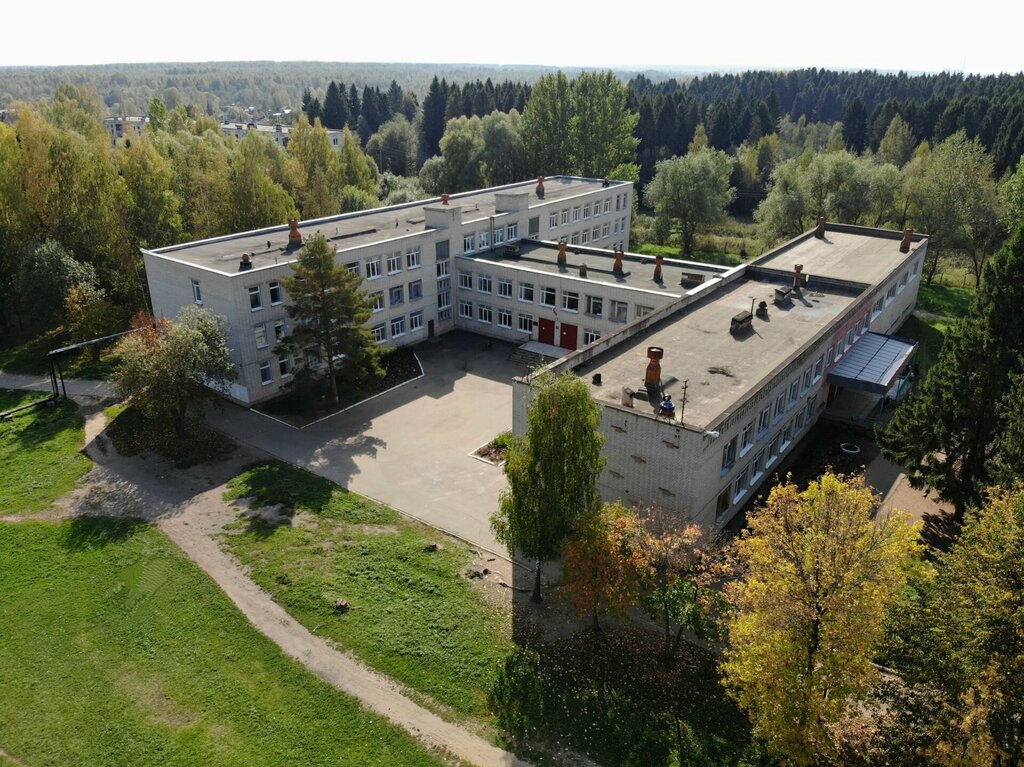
0,85,382,337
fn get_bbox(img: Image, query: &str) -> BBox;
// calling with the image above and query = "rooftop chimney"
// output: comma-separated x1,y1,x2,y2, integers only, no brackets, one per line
579,263,588,278
239,252,253,271
814,216,827,239
900,228,913,253
653,255,663,283
287,219,302,249
613,249,624,276
536,176,545,199
794,263,805,290
644,346,664,389
557,240,567,267
602,178,610,188
441,193,449,206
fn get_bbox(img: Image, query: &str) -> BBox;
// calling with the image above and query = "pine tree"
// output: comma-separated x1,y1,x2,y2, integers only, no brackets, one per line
843,97,868,154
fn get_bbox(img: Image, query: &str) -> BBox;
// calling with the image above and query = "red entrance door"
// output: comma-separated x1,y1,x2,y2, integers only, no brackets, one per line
559,322,578,350
538,318,555,345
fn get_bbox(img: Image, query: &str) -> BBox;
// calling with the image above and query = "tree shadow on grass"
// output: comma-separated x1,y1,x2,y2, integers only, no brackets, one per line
59,516,147,551
490,625,754,767
225,461,334,515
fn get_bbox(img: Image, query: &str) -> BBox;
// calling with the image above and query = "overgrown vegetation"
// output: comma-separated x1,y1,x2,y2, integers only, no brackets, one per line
221,461,513,721
0,388,90,513
0,520,445,767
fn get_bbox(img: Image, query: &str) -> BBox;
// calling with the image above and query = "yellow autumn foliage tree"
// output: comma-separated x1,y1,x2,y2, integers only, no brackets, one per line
720,473,921,766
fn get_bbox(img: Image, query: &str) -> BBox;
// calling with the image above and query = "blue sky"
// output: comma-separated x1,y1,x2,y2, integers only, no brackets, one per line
5,0,1021,74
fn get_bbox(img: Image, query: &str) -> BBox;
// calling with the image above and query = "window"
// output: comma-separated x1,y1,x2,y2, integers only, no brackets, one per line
372,324,386,343
836,338,846,359
506,222,518,240
613,218,620,234
751,450,766,480
518,313,534,333
493,226,505,244
259,360,272,384
813,355,824,381
540,287,557,307
826,345,836,368
463,234,476,253
390,316,406,337
635,305,653,318
459,271,473,289
498,278,513,298
497,308,512,328
873,296,884,316
886,283,898,302
586,295,603,316
578,230,587,245
549,211,559,228
620,216,626,233
602,222,610,238
519,282,534,302
603,198,611,214
767,433,780,463
782,421,793,448
387,252,402,274
722,436,738,471
758,406,771,434
562,291,579,312
583,202,592,219
583,328,601,345
248,285,262,311
609,300,628,323
774,392,786,421
847,328,855,347
796,407,806,432
789,380,800,404
366,257,381,279
436,259,450,277
437,291,451,309
409,311,424,331
406,247,421,269
802,369,813,392
254,323,268,349
439,308,452,321
268,281,283,305
459,300,473,319
478,274,492,293
615,194,621,211
741,422,755,454
273,320,287,341
561,208,570,225
389,285,404,306
191,279,203,305
278,355,292,377
478,229,490,249
716,489,731,520
346,261,360,275
572,205,581,222
478,304,492,324
592,226,600,241
371,292,384,312
409,280,423,301
734,467,750,500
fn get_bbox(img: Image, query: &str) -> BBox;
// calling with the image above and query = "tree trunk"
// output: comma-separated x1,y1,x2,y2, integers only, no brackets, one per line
531,559,543,603
173,405,187,439
592,610,601,632
924,244,941,286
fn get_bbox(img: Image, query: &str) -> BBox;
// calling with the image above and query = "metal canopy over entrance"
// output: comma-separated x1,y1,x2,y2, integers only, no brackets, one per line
828,332,917,395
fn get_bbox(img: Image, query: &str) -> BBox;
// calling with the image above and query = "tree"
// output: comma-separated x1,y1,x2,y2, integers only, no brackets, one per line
843,97,868,154
18,240,99,328
64,284,120,360
480,110,527,186
644,149,736,255
561,501,647,630
112,307,235,438
280,232,378,406
491,372,606,602
520,71,573,176
878,115,917,167
879,225,1024,520
755,158,811,242
1001,156,1024,232
366,116,418,176
721,473,920,766
419,76,447,162
569,71,639,178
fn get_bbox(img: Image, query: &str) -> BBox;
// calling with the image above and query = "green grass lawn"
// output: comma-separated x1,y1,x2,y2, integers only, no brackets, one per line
0,519,445,767
0,388,92,514
0,328,121,379
221,462,513,723
916,282,975,318
897,314,951,375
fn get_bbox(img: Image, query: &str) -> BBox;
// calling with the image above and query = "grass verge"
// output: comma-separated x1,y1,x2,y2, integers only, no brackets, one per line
0,519,444,767
916,282,974,318
0,388,91,514
897,314,951,375
220,461,513,723
0,327,121,379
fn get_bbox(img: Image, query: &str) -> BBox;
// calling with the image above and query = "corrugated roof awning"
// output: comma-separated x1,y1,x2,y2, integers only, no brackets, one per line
828,332,917,395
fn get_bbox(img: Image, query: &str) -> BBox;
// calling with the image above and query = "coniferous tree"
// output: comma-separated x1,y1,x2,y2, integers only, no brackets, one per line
843,97,868,154
419,76,447,161
322,81,345,130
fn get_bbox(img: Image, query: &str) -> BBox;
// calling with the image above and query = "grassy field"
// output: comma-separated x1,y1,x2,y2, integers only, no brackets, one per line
0,328,121,379
220,462,513,723
897,314,951,374
916,282,975,318
0,519,445,767
0,388,92,514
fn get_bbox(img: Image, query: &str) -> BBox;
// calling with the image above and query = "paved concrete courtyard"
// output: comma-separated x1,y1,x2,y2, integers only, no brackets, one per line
208,333,530,555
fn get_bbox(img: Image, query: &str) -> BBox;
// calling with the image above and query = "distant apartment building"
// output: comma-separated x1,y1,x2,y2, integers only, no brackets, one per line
104,116,147,142
219,121,346,150
142,176,637,404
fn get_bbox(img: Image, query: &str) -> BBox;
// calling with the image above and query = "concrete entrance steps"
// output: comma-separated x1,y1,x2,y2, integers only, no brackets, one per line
510,340,567,369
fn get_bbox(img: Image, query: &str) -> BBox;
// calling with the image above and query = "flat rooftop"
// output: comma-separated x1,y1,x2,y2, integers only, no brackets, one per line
576,275,860,429
754,226,924,285
146,176,627,274
460,240,727,295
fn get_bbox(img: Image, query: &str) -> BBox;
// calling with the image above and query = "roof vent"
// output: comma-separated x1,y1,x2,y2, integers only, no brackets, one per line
579,263,588,278
441,193,449,206
774,286,792,305
557,240,567,268
645,347,664,388
756,300,769,318
613,249,624,277
239,253,253,271
287,219,302,250
730,311,753,335
900,228,913,253
814,216,827,239
654,255,664,284
536,176,545,199
793,264,807,290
